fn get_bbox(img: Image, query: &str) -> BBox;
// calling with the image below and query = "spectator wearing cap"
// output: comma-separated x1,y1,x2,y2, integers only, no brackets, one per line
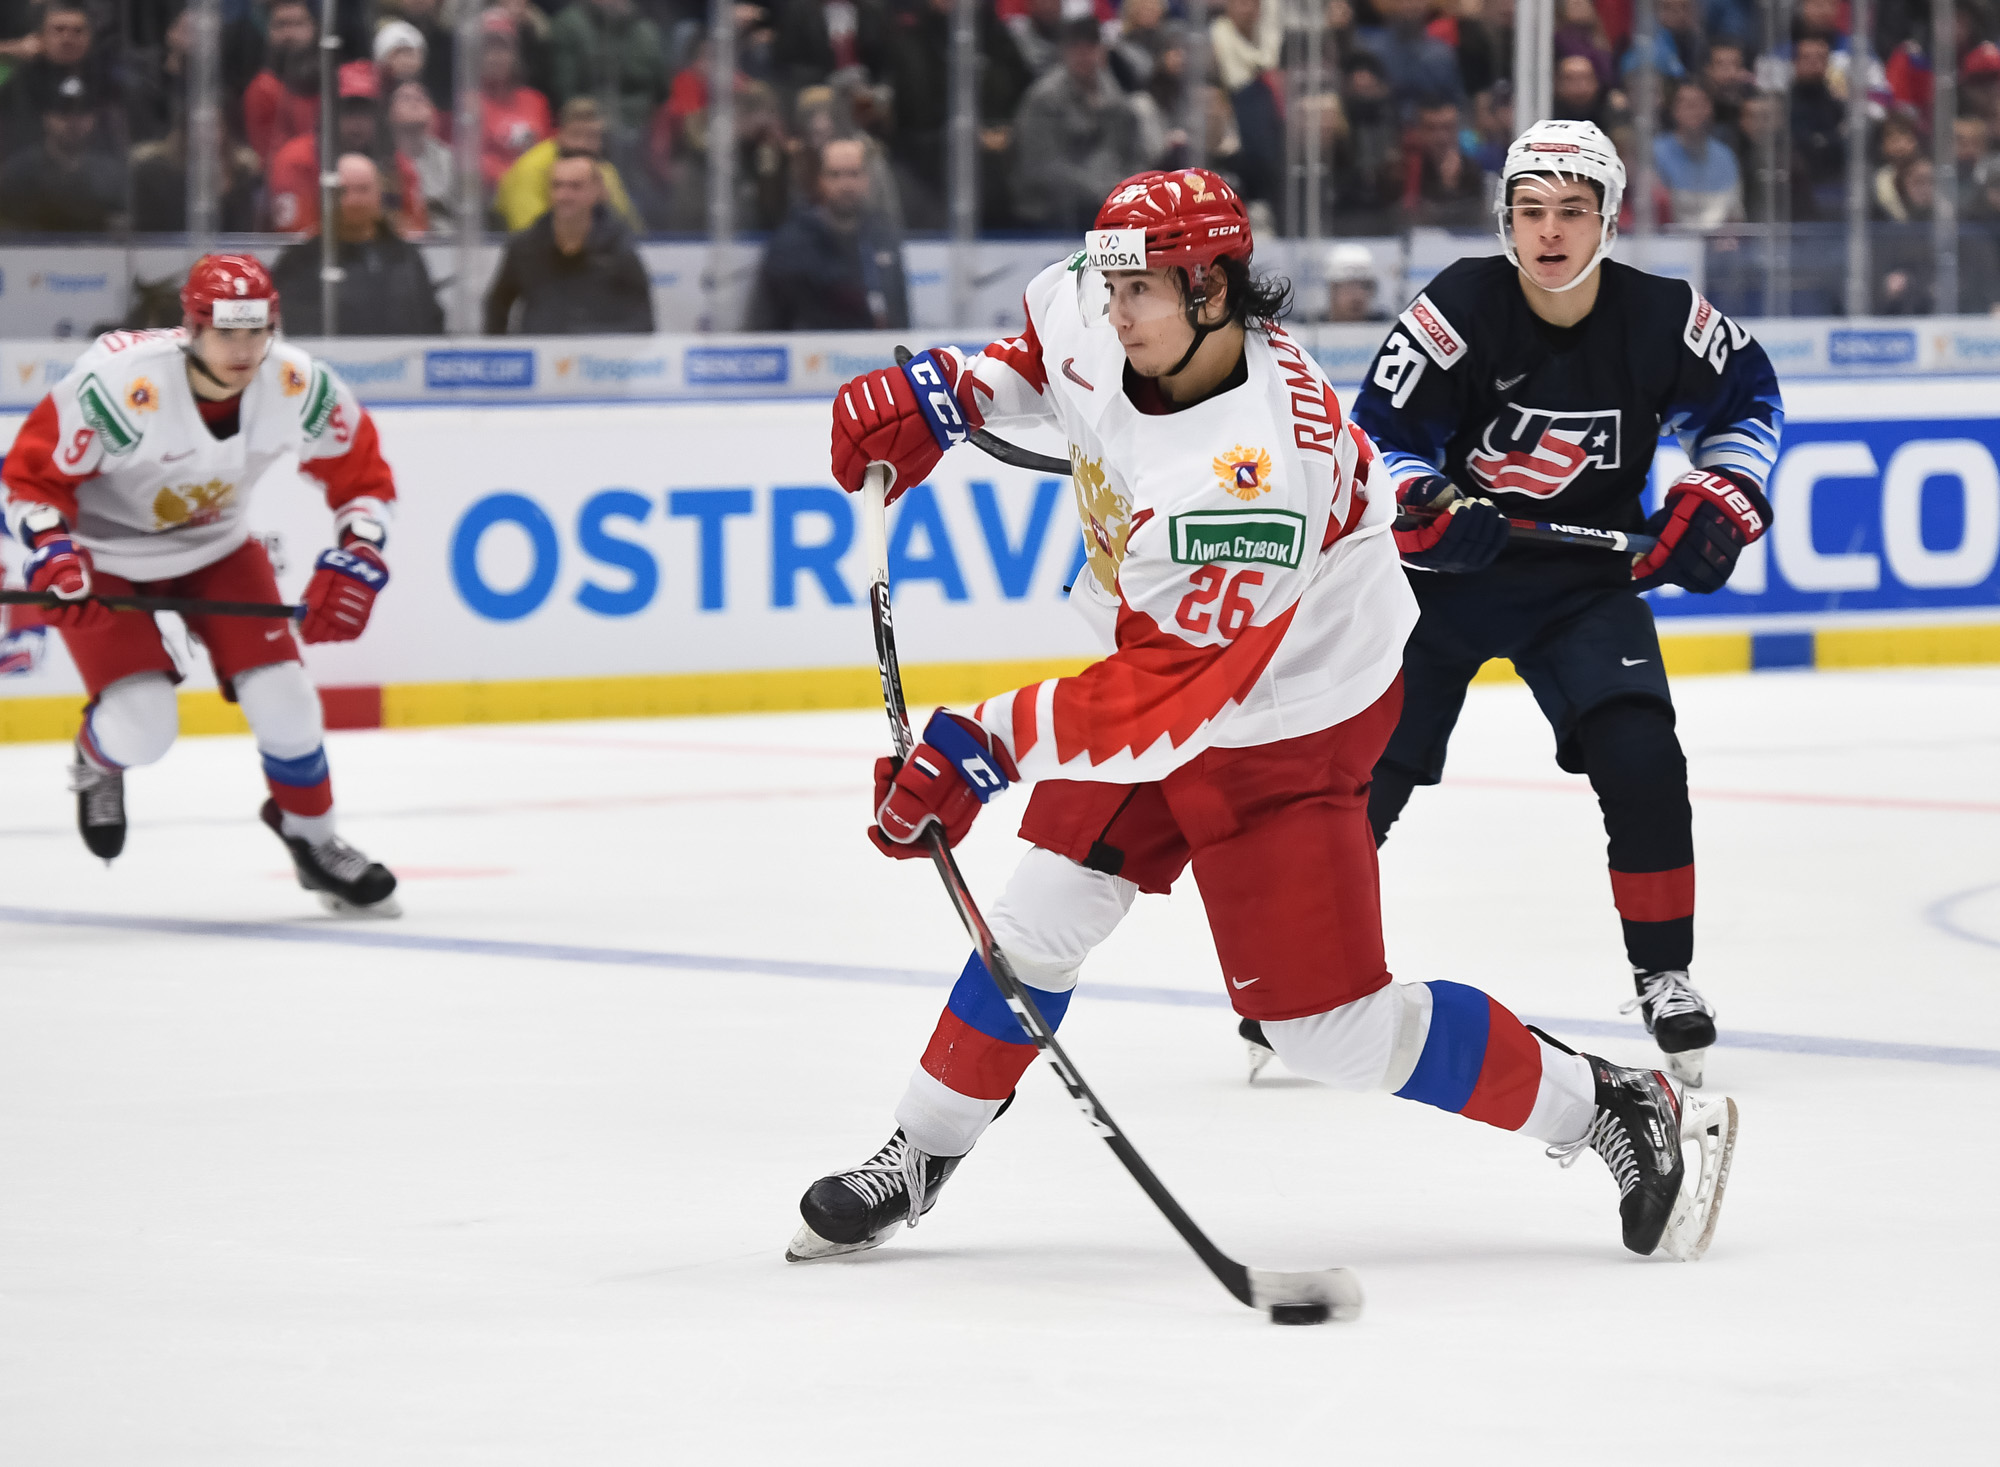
0,76,125,233
485,149,654,334
1012,17,1165,232
272,153,446,335
495,95,641,232
1322,243,1386,323
479,9,552,190
748,135,910,330
1654,80,1742,225
0,0,121,157
551,0,667,136
388,80,456,225
267,60,430,236
240,0,320,167
374,19,430,105
378,0,456,115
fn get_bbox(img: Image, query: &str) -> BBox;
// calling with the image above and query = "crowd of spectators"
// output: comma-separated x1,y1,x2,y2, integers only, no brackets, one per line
0,0,1997,326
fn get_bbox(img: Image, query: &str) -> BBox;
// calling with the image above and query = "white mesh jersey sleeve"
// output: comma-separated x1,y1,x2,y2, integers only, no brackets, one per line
943,260,1084,434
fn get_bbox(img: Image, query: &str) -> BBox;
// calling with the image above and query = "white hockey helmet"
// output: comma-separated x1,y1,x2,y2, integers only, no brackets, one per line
1325,242,1378,285
1496,119,1626,294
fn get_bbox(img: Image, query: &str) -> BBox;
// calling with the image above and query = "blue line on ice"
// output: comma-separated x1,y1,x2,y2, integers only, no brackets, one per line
4,904,1996,1072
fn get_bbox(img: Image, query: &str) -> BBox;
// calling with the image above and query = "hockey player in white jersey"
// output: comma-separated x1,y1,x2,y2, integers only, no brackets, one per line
787,170,1736,1267
1,254,399,914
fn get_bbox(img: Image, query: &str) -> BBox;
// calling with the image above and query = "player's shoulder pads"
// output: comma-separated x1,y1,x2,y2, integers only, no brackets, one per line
56,330,181,459
269,341,343,438
1394,257,1502,373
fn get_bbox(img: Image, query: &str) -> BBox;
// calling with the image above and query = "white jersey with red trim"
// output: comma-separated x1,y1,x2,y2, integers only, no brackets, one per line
1,329,395,581
944,258,1416,785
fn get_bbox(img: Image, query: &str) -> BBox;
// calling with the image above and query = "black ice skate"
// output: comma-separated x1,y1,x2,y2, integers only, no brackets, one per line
1623,968,1717,1088
1551,1056,1738,1261
787,1129,969,1261
69,745,126,863
260,799,400,916
1241,1017,1277,1083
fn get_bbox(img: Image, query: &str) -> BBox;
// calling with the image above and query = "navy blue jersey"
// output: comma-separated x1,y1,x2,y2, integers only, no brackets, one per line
1351,256,1784,538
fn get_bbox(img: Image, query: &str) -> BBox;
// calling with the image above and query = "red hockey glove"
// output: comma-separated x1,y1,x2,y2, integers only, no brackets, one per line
830,349,971,500
1392,473,1509,573
868,709,1018,859
23,522,113,631
299,543,389,643
1631,469,1773,594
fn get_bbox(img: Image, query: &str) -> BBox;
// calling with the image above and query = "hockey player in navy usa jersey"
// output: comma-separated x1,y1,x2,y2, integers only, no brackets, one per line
1298,119,1784,1089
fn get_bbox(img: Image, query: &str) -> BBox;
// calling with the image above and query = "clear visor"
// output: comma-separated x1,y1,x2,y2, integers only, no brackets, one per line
1503,171,1602,223
1103,269,1190,325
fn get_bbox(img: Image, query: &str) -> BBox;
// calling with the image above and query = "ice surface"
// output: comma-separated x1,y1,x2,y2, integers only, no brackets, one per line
1,667,1995,1463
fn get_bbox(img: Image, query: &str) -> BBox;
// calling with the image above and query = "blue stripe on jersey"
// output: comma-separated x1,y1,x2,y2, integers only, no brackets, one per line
1392,980,1491,1113
945,950,1072,1045
261,746,330,788
1668,333,1785,490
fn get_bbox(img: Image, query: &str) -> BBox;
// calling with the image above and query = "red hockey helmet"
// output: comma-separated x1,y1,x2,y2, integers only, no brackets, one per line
1087,169,1253,280
182,253,280,332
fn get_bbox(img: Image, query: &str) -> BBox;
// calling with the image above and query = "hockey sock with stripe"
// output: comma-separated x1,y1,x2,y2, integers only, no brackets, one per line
1392,981,1595,1145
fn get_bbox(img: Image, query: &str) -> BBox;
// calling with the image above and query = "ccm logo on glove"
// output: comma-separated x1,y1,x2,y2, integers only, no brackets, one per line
869,709,1019,859
299,543,390,644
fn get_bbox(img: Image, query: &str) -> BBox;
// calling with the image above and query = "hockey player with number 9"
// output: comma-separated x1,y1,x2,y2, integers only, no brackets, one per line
788,169,1736,1269
0,254,400,913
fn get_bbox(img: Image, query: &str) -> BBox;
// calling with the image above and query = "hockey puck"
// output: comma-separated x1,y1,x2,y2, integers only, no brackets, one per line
1268,1303,1331,1326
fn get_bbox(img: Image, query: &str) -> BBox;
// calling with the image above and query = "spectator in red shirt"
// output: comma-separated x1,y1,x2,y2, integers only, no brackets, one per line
266,60,430,236
478,10,551,189
241,0,320,167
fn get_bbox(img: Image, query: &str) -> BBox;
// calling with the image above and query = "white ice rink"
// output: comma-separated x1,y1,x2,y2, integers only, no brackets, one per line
1,665,1995,1464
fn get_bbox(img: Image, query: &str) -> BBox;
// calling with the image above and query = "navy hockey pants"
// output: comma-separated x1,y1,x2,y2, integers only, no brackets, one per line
1369,560,1696,974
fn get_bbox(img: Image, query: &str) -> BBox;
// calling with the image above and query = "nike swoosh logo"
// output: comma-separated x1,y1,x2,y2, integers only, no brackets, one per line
1494,373,1527,392
1062,357,1095,391
265,629,286,640
162,450,196,462
1621,657,1649,666
1230,976,1261,989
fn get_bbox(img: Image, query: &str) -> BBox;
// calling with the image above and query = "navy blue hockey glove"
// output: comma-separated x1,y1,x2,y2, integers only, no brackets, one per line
1392,474,1509,573
1632,469,1773,594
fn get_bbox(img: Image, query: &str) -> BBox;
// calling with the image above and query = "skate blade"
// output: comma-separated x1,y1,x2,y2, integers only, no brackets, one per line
1660,1095,1738,1262
1246,1039,1276,1084
1246,1266,1365,1322
1666,1047,1707,1088
313,889,403,920
785,1219,901,1262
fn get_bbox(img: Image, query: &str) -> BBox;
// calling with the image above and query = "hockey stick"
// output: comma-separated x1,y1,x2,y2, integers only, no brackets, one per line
890,348,1653,558
861,462,1362,1324
0,589,304,620
894,345,1073,475
1392,506,1658,557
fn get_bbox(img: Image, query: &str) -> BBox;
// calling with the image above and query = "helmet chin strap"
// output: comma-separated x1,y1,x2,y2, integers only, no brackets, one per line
178,330,272,393
1164,266,1221,378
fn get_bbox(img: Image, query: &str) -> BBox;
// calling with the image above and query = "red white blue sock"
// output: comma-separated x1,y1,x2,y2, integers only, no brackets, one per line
896,951,1074,1156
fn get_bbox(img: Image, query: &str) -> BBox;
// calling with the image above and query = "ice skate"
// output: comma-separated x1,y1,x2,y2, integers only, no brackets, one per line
1551,1056,1736,1260
1623,968,1716,1087
261,799,401,917
1240,1017,1277,1083
786,1128,967,1261
69,745,126,863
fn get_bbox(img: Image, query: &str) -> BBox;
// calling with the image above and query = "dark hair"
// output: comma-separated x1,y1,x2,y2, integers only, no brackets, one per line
1059,16,1104,46
1196,255,1292,329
